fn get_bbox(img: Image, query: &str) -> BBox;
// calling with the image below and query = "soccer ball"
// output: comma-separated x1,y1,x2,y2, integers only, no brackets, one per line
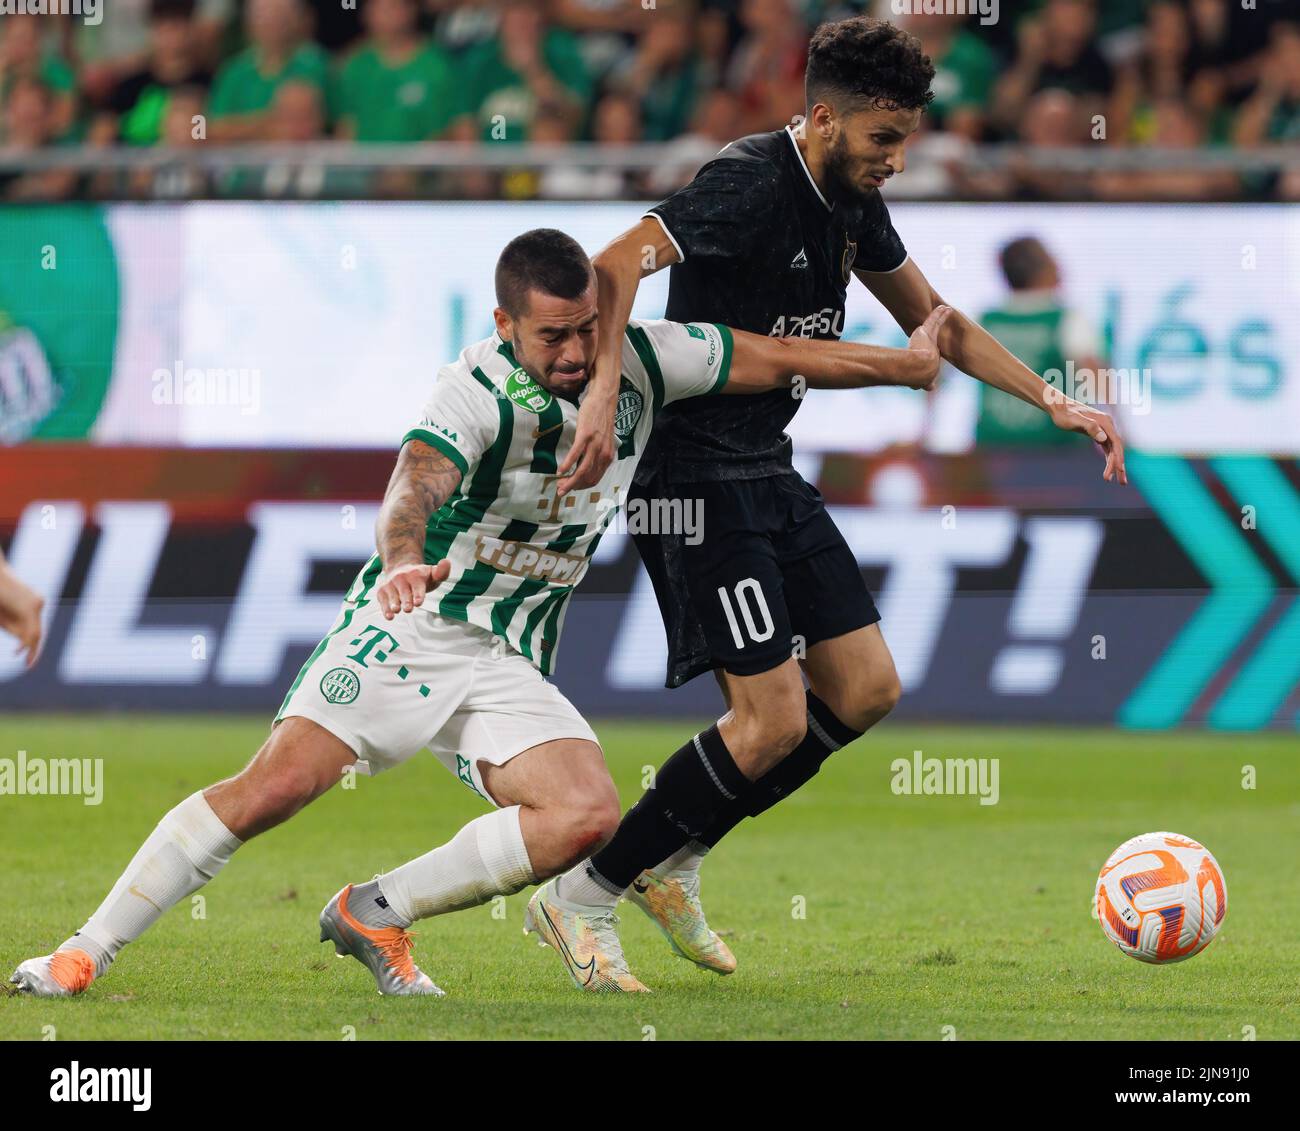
1094,831,1227,963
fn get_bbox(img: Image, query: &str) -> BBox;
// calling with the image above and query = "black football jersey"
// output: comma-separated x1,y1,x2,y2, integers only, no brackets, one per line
637,126,907,483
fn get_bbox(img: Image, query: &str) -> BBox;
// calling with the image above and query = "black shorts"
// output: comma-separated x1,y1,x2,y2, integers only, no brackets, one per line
631,471,880,688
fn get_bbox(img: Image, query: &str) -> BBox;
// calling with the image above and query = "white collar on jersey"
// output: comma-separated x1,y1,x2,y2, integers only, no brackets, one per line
785,122,832,213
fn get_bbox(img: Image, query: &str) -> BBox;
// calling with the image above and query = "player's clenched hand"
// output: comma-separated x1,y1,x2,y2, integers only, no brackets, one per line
376,560,451,620
0,565,44,669
903,304,954,390
557,381,616,496
1049,399,1129,485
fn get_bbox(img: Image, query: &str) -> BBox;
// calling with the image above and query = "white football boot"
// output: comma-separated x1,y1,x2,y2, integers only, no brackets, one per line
523,879,650,992
319,884,445,997
626,868,737,974
9,948,99,998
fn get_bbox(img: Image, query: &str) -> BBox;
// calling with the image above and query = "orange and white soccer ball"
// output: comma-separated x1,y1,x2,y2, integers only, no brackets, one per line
1095,832,1227,963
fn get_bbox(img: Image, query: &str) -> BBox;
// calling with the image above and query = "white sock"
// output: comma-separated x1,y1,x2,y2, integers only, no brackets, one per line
653,840,709,877
377,806,535,924
65,791,241,973
555,858,624,909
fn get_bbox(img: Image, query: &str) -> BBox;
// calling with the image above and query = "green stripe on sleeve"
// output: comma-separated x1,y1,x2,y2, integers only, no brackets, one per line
625,324,665,418
709,323,733,393
402,427,468,476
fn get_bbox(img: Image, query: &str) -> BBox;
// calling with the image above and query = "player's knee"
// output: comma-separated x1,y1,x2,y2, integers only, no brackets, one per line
557,786,621,866
830,669,902,732
737,697,806,762
865,669,902,723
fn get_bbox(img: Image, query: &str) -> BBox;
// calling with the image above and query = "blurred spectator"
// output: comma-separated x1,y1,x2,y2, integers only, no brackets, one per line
0,77,77,201
901,10,997,142
72,0,232,103
616,2,707,142
0,16,77,140
99,0,215,146
646,86,742,195
1234,21,1300,148
538,88,644,198
727,0,807,134
992,0,1115,136
224,80,367,197
1097,98,1238,199
334,0,461,142
1006,88,1092,200
424,0,501,56
458,0,592,141
503,103,571,200
1185,0,1281,107
0,1,1290,201
1232,20,1300,201
208,0,330,141
552,0,647,87
135,85,211,198
972,235,1106,447
304,0,365,52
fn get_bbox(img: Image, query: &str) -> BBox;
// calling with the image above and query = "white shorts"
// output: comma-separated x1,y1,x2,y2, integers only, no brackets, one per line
276,608,599,804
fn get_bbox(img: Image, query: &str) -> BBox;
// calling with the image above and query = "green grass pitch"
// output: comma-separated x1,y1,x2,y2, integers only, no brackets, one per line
2,716,1297,1040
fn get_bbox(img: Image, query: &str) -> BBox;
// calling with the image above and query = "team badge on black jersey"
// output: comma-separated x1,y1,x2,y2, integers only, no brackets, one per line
841,238,858,284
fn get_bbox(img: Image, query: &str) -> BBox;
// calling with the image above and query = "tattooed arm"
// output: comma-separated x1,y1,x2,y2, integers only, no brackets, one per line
374,439,463,620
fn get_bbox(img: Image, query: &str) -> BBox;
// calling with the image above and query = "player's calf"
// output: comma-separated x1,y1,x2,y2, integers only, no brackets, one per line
324,740,618,996
8,718,355,997
206,716,358,840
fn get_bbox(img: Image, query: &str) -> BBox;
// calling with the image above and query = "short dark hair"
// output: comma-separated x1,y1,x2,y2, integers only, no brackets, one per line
806,17,934,115
494,229,593,318
999,236,1053,290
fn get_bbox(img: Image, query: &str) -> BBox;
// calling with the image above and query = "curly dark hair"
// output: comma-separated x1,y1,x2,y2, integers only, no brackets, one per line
805,17,935,115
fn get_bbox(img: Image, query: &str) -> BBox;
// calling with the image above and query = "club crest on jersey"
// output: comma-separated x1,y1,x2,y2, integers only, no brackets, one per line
504,367,553,414
615,377,644,442
841,238,858,284
319,667,360,705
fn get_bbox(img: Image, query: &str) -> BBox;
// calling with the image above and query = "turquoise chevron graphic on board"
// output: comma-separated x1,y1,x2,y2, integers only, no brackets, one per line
1119,454,1299,730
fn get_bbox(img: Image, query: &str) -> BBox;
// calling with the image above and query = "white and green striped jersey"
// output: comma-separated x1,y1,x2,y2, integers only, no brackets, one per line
345,318,733,675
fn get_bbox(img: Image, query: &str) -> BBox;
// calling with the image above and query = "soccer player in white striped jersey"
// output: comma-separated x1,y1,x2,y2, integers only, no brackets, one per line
9,228,949,998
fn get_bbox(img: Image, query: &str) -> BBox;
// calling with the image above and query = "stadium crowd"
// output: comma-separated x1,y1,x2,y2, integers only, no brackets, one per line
0,0,1296,200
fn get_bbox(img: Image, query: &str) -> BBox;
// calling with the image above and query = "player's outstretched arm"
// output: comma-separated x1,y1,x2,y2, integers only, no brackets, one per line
0,552,44,669
561,217,680,496
857,258,1128,485
722,305,953,395
373,439,462,619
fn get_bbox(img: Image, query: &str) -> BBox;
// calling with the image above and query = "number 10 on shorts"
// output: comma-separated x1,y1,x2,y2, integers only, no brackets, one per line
718,578,775,649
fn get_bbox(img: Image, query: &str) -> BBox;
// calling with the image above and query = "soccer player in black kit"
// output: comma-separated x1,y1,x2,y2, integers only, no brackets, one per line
528,16,1127,992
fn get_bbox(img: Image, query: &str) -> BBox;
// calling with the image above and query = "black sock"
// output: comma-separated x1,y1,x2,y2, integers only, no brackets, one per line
589,724,749,892
698,691,863,849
